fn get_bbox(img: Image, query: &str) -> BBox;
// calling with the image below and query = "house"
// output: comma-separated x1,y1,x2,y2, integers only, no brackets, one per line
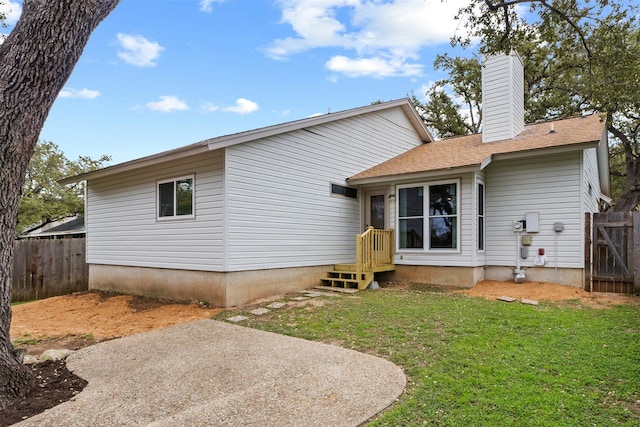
61,52,609,307
19,215,86,239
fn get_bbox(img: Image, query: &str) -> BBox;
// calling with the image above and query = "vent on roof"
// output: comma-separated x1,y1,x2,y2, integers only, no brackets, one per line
482,52,524,143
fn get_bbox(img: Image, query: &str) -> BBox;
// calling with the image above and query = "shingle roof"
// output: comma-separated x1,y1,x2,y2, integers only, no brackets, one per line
348,113,606,183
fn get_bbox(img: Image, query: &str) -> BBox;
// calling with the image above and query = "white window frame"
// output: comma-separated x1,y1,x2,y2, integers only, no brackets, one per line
157,175,195,220
477,179,485,252
396,179,460,253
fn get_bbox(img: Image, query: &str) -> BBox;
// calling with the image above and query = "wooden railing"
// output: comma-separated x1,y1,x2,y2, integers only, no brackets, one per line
356,227,394,279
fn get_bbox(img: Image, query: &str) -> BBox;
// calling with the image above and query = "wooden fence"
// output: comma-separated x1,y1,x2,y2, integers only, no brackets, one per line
585,212,640,294
12,238,88,302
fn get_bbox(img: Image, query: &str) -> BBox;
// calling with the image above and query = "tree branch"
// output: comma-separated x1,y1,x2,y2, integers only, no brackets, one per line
484,0,592,59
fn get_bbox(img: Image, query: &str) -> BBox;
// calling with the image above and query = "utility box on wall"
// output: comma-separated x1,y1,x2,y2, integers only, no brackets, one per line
525,212,539,233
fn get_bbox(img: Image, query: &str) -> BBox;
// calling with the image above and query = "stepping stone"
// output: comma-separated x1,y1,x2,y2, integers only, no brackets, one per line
497,296,517,302
250,308,271,315
301,291,340,298
300,291,325,298
226,315,249,322
266,302,286,309
313,286,359,294
521,298,539,306
39,349,73,362
289,297,309,301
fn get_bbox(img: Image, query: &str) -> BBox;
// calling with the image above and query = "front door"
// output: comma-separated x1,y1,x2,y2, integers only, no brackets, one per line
365,191,386,230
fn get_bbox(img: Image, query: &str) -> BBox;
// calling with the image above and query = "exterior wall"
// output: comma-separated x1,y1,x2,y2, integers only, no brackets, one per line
484,152,584,276
224,107,424,271
89,264,330,307
373,151,589,288
86,150,225,271
482,53,524,143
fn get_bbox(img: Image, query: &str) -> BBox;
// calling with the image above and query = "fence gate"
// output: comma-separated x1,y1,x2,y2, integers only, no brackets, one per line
586,212,640,294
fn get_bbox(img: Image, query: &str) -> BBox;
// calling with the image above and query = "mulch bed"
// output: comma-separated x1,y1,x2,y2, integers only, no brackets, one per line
0,360,86,426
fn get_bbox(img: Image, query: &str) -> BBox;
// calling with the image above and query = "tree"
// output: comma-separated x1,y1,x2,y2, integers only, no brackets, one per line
0,0,120,403
17,141,110,235
411,54,482,138
450,0,640,211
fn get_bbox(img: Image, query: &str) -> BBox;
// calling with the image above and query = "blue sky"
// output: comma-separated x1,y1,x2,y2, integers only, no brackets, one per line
2,0,473,165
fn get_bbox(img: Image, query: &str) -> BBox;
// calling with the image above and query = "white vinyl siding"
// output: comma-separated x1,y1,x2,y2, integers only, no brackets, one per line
482,53,524,143
484,152,583,269
583,147,602,214
86,150,225,271
224,108,423,271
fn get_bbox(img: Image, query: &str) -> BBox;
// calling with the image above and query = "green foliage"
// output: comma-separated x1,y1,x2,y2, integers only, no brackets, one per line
412,54,482,138
220,288,640,426
17,141,110,233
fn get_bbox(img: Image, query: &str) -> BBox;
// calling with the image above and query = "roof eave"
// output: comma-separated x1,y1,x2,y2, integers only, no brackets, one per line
348,165,482,185
205,98,433,151
490,140,599,163
58,143,210,185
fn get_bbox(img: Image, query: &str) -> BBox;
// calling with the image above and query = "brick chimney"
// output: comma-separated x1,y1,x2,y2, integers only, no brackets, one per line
482,51,524,143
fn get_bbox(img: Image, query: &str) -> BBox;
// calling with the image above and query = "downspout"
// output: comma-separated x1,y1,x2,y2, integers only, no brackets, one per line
514,220,525,283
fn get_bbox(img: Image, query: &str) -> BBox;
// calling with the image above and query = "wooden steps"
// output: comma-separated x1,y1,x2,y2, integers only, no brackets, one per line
319,269,374,291
321,227,395,291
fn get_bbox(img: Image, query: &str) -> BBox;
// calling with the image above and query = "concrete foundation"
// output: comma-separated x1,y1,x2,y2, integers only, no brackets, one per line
382,265,485,288
89,263,586,307
484,266,584,288
89,264,331,307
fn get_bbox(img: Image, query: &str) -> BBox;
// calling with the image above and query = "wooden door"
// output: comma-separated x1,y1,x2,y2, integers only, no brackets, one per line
365,191,386,230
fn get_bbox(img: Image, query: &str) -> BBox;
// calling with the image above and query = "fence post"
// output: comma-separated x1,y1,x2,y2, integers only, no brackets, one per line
634,212,640,294
584,212,591,292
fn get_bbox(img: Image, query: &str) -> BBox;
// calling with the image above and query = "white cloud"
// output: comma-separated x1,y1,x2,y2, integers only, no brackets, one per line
58,88,101,99
146,96,188,112
203,98,259,114
116,33,164,67
0,1,22,26
326,55,421,78
199,0,224,13
201,102,220,113
266,0,469,78
222,98,259,115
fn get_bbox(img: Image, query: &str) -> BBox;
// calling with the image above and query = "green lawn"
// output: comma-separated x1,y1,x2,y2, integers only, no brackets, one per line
215,285,640,426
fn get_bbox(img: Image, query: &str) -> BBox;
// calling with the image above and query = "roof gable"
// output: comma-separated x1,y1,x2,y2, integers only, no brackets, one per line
348,114,607,183
60,98,432,185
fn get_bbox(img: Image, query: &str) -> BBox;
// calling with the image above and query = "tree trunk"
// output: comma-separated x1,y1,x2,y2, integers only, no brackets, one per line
0,0,120,400
612,158,640,212
609,125,640,212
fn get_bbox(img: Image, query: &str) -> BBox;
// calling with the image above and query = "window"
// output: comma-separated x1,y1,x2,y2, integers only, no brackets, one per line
398,187,424,248
478,181,485,251
158,176,194,219
398,181,458,250
331,183,357,199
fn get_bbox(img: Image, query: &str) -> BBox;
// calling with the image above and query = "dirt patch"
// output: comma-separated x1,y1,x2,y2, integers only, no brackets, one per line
10,291,220,352
458,280,639,308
